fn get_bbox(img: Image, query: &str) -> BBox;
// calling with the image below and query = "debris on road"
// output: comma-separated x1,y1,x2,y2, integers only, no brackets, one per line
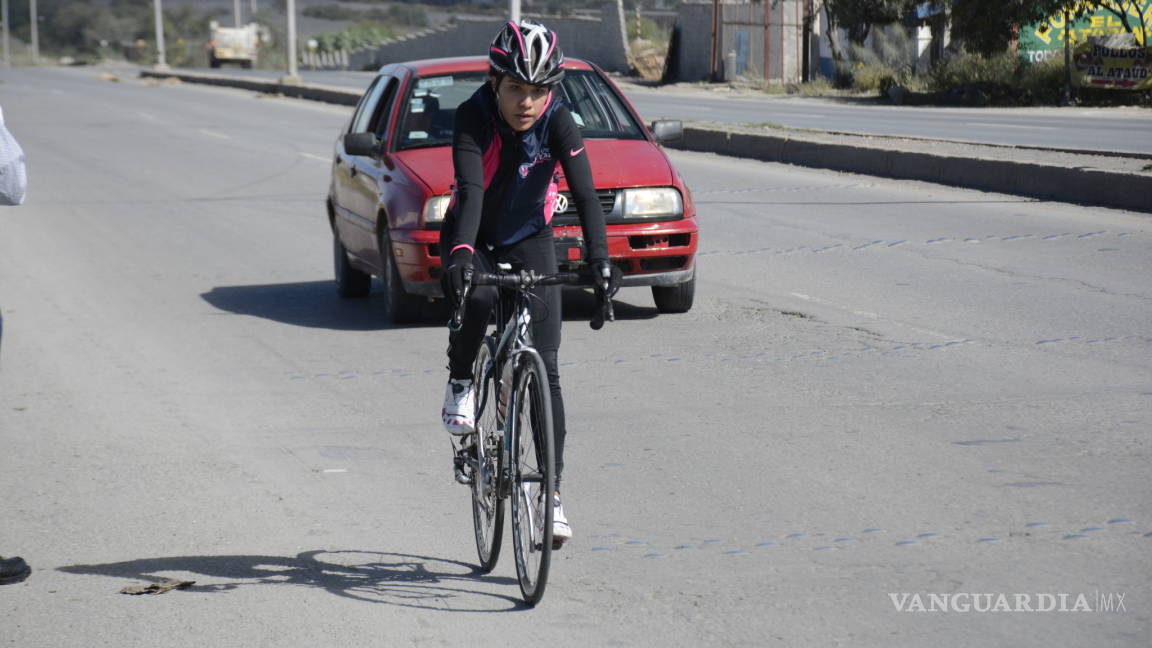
119,579,195,595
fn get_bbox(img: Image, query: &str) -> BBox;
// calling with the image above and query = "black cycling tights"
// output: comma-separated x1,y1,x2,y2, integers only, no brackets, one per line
444,228,568,483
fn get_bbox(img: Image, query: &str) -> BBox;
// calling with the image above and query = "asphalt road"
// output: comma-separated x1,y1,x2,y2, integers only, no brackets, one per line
1,67,1150,646
188,66,1152,155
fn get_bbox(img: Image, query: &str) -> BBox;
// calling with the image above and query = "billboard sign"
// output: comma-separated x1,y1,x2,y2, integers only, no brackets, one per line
1018,1,1151,66
1073,33,1152,89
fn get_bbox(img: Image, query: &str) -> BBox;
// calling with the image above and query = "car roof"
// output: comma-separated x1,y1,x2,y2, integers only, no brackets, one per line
382,56,596,77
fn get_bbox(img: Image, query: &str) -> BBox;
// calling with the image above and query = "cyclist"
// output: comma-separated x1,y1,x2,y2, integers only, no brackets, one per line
439,19,618,545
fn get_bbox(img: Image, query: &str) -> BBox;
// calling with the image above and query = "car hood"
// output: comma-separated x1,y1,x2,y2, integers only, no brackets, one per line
393,139,675,194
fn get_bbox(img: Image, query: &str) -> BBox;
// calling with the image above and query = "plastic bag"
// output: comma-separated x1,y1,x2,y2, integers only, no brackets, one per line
0,106,28,206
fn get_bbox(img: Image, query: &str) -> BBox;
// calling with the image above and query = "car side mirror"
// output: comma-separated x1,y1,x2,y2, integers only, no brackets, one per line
650,120,683,146
343,132,380,157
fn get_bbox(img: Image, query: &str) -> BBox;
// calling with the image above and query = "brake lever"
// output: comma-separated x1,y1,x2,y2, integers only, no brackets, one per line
590,281,614,330
448,268,474,332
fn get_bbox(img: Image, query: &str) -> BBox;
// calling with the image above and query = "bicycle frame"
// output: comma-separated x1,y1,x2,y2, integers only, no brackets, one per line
483,273,543,500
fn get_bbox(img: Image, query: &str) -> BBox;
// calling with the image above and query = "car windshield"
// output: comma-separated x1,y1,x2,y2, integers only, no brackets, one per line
394,69,645,151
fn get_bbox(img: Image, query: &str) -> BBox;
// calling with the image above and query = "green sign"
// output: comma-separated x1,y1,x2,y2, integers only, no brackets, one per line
1018,1,1152,65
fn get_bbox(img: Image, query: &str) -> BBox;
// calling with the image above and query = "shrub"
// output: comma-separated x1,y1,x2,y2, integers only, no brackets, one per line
851,61,899,93
927,51,1017,91
1017,56,1067,103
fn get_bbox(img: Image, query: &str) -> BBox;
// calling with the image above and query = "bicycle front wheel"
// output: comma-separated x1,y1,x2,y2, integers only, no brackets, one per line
508,350,555,606
471,337,504,572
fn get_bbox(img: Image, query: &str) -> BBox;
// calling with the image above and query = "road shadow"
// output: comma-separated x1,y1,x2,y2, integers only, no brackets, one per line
58,550,527,611
200,281,422,331
559,287,660,324
200,281,659,330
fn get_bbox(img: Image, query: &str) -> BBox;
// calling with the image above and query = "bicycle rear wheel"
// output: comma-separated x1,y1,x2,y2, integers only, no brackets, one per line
508,350,555,606
470,337,504,572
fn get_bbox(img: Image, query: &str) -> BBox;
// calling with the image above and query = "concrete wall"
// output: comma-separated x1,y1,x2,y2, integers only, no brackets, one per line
670,0,817,83
346,4,632,74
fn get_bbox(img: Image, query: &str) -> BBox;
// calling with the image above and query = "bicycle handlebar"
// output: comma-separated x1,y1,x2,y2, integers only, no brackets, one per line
448,268,615,331
469,271,582,288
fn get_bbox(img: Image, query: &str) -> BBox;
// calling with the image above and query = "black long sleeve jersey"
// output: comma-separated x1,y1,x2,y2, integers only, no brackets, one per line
444,82,608,263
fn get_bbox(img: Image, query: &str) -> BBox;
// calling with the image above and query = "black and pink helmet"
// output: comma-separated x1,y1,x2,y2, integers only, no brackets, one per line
488,20,565,86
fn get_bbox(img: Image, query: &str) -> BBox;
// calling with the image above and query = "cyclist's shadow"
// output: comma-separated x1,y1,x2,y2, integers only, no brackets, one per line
58,550,526,611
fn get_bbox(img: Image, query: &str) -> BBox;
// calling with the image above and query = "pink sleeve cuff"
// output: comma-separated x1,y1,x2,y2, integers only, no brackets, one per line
450,244,475,255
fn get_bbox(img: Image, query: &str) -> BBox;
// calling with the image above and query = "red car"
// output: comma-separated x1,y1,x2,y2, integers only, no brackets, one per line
327,56,698,323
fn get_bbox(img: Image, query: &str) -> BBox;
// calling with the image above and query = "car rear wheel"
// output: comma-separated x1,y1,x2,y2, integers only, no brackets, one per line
652,273,695,314
380,227,424,324
334,235,371,298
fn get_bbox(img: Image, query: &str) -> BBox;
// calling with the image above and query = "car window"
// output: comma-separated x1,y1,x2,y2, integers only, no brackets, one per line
349,77,385,134
556,71,644,140
396,73,487,151
371,79,400,139
393,69,645,151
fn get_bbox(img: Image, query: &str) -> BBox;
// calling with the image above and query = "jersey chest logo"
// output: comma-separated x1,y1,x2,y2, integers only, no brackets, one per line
518,148,553,178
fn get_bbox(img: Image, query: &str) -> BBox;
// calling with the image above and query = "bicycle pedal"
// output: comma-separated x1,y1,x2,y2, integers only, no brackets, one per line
452,454,473,485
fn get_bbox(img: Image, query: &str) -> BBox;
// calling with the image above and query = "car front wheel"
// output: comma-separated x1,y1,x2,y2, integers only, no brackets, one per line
652,273,695,314
380,227,424,324
334,235,371,298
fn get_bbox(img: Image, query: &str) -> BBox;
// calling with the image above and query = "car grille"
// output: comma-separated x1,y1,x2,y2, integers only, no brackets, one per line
552,189,617,225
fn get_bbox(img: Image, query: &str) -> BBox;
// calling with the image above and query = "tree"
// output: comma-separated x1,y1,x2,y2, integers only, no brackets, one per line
944,1,1149,54
822,0,909,43
821,1,1150,55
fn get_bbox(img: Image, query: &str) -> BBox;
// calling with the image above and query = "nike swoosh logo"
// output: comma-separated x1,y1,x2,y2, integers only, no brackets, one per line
570,146,585,157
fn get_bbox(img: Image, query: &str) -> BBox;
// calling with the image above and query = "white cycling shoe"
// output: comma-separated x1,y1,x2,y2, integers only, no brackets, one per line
441,378,476,436
552,494,572,545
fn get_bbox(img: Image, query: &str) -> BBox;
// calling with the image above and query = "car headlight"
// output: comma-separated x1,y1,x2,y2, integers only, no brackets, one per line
621,188,682,219
423,195,451,223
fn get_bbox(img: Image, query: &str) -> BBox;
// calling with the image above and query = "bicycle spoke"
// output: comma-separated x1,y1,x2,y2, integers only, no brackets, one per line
470,338,503,573
509,353,554,605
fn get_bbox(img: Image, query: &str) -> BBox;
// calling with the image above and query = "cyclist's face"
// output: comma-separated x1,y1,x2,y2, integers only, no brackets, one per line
494,76,551,132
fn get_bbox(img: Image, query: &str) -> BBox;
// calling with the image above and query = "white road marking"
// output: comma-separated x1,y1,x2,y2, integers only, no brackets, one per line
964,122,1057,130
198,129,230,139
321,468,349,473
300,153,329,162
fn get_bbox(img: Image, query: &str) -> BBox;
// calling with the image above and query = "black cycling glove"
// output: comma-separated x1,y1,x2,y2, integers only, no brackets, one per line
590,258,621,298
445,248,474,307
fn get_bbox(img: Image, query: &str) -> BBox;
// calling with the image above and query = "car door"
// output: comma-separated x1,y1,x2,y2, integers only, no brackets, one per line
349,74,405,269
333,75,386,263
334,74,401,267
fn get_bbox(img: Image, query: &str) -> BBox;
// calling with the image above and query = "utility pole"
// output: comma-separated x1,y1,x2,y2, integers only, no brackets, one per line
29,0,38,64
510,0,521,24
710,0,719,81
153,0,168,70
1062,7,1073,105
234,0,241,27
2,0,10,69
283,0,300,83
801,0,811,83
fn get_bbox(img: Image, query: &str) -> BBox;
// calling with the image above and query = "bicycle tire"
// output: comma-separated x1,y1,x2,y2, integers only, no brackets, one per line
470,337,504,572
508,349,555,606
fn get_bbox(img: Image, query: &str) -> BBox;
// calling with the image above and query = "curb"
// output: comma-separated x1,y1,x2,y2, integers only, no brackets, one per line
141,70,1151,214
140,69,361,106
672,127,1152,214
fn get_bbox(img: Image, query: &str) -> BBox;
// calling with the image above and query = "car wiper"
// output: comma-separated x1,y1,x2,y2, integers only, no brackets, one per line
397,141,451,151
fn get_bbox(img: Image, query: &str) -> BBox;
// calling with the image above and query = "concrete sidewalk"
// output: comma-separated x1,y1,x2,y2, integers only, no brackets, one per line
141,69,1152,214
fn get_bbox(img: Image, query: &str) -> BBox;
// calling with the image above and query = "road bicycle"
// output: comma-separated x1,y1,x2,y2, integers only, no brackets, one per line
448,264,612,606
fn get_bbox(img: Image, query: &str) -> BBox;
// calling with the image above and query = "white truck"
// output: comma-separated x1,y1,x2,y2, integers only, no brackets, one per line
208,21,261,69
